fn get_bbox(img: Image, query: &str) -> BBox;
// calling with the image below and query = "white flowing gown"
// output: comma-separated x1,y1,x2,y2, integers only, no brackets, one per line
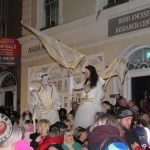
32,84,61,124
70,76,105,129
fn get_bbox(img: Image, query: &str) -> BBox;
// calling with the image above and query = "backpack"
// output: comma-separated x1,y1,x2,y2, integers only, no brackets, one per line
89,138,128,150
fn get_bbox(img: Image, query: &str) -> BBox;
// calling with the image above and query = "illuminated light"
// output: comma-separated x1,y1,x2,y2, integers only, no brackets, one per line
146,52,150,58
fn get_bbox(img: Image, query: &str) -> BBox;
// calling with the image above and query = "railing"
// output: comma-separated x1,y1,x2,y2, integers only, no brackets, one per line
103,0,129,9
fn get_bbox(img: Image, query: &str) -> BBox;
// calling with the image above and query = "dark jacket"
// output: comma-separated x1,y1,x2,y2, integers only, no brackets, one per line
48,144,64,150
123,130,141,150
10,110,20,119
30,140,39,150
132,126,149,148
106,109,115,116
30,133,40,150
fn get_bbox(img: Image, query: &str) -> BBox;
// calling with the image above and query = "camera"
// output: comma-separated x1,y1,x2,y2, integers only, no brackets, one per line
110,94,122,99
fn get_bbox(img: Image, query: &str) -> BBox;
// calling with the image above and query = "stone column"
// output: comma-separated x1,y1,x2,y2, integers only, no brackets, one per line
59,0,63,24
13,91,17,111
123,77,128,100
127,77,131,101
0,92,4,106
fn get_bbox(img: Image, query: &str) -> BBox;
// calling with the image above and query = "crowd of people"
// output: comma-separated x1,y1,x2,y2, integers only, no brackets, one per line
1,97,150,150
1,64,150,150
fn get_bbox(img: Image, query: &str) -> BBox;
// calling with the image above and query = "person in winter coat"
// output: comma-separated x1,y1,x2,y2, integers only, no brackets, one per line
36,124,64,150
89,114,129,150
116,106,141,149
101,101,115,116
132,119,150,149
62,130,82,150
74,126,88,150
30,119,50,149
131,142,150,150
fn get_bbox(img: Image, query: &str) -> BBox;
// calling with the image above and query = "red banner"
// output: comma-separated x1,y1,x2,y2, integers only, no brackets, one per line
0,38,21,65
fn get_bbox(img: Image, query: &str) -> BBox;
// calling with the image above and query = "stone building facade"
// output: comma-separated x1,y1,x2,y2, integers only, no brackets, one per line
19,0,150,113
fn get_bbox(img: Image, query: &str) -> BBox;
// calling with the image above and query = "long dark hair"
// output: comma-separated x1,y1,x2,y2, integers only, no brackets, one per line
102,101,114,111
84,65,99,88
22,112,33,121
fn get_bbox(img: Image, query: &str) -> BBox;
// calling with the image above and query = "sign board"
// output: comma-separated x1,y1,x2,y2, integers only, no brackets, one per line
108,7,150,37
0,38,21,65
0,113,13,143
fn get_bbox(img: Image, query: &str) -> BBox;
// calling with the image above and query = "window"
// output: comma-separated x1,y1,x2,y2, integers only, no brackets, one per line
128,48,150,70
41,0,58,30
1,73,17,88
0,0,7,36
103,0,129,9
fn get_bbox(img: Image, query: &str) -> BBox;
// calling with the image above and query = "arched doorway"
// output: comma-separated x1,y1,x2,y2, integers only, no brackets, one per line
0,71,17,110
115,43,150,104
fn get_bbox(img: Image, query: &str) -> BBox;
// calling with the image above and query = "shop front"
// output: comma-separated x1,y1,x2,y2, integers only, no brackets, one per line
19,2,150,113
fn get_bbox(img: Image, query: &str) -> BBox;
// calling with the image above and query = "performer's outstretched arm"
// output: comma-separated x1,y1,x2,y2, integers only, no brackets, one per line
97,77,106,100
68,70,84,95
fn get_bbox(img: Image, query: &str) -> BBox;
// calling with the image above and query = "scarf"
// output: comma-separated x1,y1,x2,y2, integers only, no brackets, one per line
89,125,128,147
63,141,74,150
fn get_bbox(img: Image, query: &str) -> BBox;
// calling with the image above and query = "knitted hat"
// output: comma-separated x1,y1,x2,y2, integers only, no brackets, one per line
15,140,33,150
105,142,129,150
24,104,30,111
54,121,68,129
116,107,133,119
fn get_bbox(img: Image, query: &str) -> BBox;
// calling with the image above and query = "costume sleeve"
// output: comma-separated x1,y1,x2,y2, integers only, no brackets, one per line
97,77,105,100
30,92,41,119
69,76,84,95
51,84,61,110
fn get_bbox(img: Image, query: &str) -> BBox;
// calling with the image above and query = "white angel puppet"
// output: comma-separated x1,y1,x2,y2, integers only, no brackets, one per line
31,73,61,124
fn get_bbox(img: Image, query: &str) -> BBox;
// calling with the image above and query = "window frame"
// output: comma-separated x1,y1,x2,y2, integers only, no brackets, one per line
40,0,58,30
103,0,129,9
0,0,7,37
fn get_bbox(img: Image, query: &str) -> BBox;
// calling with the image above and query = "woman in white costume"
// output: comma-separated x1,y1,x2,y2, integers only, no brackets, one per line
69,65,106,129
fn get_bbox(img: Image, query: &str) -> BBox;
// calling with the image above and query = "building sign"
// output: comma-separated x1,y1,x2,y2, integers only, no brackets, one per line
108,7,150,37
28,44,45,54
0,38,21,65
0,113,13,143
